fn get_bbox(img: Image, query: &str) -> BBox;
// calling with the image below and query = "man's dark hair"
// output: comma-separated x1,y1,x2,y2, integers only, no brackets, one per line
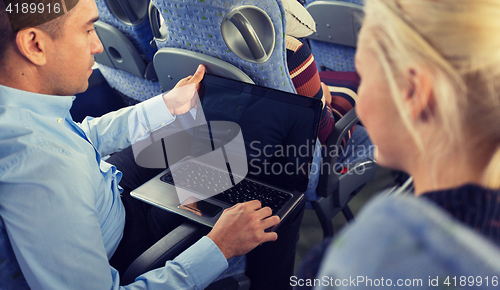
0,0,77,66
0,1,15,65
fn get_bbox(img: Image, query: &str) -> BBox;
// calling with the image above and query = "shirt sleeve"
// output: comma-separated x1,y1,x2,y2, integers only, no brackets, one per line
124,236,229,290
127,93,176,145
77,93,175,157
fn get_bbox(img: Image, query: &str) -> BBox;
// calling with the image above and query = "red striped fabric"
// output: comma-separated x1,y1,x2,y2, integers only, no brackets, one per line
286,37,360,145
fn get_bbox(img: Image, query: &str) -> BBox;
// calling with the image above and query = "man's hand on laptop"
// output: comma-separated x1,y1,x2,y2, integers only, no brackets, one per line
163,64,206,116
206,200,280,260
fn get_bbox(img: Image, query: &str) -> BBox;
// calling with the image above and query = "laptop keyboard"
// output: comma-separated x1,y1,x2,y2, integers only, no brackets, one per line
160,162,292,215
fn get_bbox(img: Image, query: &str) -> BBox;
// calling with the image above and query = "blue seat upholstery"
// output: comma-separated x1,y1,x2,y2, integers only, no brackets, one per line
304,0,364,71
97,64,162,104
152,0,296,94
307,38,357,71
94,0,163,104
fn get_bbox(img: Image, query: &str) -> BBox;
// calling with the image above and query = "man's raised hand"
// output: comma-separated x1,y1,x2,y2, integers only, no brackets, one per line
162,64,206,116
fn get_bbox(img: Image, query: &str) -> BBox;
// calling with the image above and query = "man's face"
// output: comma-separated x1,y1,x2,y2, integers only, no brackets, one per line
42,0,103,96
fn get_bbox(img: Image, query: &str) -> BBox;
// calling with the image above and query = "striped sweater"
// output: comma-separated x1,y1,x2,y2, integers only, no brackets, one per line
286,36,359,145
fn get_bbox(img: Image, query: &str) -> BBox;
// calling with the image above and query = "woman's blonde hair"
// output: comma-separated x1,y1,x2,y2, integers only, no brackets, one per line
363,0,500,188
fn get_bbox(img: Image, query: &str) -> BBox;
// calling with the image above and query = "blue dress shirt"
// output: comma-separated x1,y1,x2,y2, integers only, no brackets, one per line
0,84,228,289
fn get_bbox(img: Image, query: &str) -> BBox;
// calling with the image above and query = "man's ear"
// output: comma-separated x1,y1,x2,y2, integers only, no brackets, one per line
404,67,435,121
15,28,50,66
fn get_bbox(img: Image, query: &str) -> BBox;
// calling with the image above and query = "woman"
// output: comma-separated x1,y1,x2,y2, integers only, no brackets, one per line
299,0,500,288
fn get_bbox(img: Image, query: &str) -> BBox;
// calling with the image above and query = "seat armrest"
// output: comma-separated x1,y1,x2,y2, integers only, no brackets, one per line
325,109,359,152
122,221,209,285
336,159,377,207
317,109,358,198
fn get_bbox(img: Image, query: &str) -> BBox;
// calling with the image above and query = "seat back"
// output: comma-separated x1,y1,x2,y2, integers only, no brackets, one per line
305,70,377,238
94,0,162,104
151,0,296,93
304,0,364,71
311,109,377,238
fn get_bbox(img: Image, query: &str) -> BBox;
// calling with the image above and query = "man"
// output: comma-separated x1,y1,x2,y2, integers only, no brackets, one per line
0,0,287,288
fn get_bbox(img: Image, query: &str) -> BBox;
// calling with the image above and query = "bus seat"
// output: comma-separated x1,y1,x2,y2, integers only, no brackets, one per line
304,70,377,238
150,0,296,94
304,0,364,71
311,109,377,238
93,0,162,105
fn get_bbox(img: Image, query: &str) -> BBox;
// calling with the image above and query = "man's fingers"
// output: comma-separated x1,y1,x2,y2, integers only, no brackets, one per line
189,64,205,85
241,200,262,211
261,215,280,229
261,231,278,243
255,206,273,219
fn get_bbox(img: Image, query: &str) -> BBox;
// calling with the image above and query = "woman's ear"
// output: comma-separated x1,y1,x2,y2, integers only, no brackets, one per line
15,28,49,66
404,67,435,121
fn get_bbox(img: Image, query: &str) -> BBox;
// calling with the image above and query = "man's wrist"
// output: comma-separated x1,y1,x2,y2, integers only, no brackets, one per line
162,93,175,116
206,233,232,260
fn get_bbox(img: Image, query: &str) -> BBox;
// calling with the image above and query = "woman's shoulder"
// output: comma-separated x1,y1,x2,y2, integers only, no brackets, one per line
314,193,500,289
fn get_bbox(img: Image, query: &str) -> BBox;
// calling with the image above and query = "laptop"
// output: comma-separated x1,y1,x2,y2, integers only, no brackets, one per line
131,74,322,229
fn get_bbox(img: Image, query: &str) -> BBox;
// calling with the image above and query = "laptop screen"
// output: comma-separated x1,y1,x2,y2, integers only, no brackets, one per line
198,74,322,192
